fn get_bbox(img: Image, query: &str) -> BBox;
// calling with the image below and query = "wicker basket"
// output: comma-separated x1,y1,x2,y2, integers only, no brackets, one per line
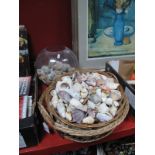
38,69,130,143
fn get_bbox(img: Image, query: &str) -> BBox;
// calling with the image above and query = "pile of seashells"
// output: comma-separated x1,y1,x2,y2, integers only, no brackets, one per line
49,71,122,124
37,60,74,84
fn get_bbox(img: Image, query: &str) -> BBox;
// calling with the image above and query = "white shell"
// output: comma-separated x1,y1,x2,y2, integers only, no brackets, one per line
69,98,87,112
87,100,96,109
105,98,113,105
56,101,66,118
50,90,58,108
82,116,95,124
80,88,88,98
113,101,119,107
61,76,73,87
96,88,102,97
97,103,109,114
106,82,119,90
73,82,82,92
65,112,72,121
96,113,113,122
110,90,121,101
110,105,117,116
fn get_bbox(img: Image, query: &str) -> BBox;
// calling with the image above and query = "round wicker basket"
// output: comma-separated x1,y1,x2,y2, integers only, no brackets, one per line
38,69,130,143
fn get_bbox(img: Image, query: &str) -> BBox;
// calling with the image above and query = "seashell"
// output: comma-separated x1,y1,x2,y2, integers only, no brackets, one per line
100,85,111,93
72,109,85,123
47,70,55,81
105,98,113,106
65,112,72,121
87,100,96,109
92,72,102,80
109,105,117,116
97,103,109,114
61,76,73,87
96,112,113,122
105,81,119,90
100,74,107,81
57,91,72,103
56,101,66,118
69,98,87,112
96,79,104,86
41,65,50,74
53,61,63,70
87,108,96,118
37,69,44,76
50,90,58,108
73,82,82,92
89,94,102,104
96,88,102,97
80,88,88,98
81,81,89,89
110,90,121,101
82,116,95,124
65,89,81,100
86,78,96,86
113,101,119,107
61,63,71,72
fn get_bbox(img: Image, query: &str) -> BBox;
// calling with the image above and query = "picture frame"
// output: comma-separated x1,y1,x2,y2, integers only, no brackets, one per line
71,0,135,68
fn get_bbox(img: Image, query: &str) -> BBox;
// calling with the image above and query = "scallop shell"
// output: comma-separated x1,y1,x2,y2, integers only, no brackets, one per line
110,90,121,101
69,98,87,112
96,112,113,122
57,91,72,103
82,116,95,124
109,105,117,117
72,109,85,124
96,88,102,97
97,103,109,114
56,101,66,118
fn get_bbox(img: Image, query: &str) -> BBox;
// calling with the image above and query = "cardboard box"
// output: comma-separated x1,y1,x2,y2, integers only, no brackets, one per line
105,60,135,111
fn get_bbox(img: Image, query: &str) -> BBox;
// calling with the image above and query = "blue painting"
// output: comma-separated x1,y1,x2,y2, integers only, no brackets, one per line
88,0,135,58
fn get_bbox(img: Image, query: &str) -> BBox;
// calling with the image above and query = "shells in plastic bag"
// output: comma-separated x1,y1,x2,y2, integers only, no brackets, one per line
72,109,85,124
96,112,113,122
82,116,95,124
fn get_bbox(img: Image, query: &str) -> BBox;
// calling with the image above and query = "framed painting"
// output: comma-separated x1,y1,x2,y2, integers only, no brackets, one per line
71,0,135,68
